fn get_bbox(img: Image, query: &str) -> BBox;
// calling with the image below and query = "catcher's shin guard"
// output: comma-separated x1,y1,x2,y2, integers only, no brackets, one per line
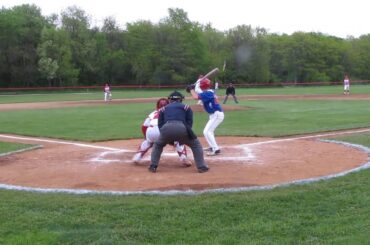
133,141,153,163
174,141,187,157
174,141,191,167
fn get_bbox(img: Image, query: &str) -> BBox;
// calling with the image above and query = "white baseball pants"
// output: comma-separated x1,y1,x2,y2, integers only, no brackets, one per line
203,111,224,151
138,126,187,158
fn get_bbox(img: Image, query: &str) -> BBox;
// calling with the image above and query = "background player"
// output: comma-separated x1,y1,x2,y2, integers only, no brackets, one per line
104,82,112,101
132,98,191,167
223,82,239,104
343,74,350,95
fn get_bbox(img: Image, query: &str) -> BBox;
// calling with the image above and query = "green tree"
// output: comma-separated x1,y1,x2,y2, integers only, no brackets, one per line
126,20,158,85
348,34,370,79
156,8,207,85
226,25,270,83
267,34,291,82
201,24,230,84
37,27,78,86
0,4,46,87
61,6,98,85
249,28,271,83
286,32,348,83
97,17,129,85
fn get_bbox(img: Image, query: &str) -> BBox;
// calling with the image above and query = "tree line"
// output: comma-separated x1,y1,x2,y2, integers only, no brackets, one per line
1,4,369,88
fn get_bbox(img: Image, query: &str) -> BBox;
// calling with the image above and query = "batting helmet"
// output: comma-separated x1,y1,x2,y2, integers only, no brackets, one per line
200,78,211,90
156,98,169,109
168,91,184,102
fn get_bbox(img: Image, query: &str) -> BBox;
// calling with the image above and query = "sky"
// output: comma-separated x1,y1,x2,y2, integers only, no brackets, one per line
2,0,369,38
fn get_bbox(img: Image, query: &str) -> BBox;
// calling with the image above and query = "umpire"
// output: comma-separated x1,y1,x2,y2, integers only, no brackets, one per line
223,82,239,104
149,91,209,173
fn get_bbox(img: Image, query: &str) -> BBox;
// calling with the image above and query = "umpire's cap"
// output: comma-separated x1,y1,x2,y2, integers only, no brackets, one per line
168,91,184,102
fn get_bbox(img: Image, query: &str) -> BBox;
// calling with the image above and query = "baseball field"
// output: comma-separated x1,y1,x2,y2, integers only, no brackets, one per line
1,85,370,244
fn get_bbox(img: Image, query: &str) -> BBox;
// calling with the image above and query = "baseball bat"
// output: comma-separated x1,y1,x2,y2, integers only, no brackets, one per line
194,67,220,85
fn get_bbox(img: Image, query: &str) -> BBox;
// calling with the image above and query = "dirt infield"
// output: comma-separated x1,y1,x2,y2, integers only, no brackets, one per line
1,94,370,193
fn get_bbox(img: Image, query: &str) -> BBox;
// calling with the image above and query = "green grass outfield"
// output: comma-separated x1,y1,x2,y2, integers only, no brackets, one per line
0,86,370,244
1,98,370,141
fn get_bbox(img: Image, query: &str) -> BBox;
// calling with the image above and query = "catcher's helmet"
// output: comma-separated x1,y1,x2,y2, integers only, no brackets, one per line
200,78,211,90
156,98,169,109
168,91,184,102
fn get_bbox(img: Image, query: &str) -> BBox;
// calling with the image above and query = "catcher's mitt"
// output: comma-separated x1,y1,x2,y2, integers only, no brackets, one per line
185,84,195,93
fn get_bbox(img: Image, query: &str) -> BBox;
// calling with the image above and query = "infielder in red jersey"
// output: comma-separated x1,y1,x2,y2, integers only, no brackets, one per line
104,83,112,101
132,98,191,167
343,74,350,95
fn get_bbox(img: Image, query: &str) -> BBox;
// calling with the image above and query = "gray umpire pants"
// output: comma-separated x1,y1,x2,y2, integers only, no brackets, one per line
150,121,208,169
223,94,238,104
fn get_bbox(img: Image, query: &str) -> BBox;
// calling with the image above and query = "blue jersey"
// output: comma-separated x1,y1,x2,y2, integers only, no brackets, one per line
198,90,223,114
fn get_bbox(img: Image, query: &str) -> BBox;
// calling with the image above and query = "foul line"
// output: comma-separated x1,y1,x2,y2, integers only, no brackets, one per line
0,145,43,157
243,128,370,147
0,134,122,151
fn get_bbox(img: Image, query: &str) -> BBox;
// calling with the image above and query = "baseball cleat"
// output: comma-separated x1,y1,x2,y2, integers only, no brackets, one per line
180,158,192,167
203,147,213,152
179,155,192,167
132,153,142,163
198,166,209,173
148,165,157,173
207,149,221,156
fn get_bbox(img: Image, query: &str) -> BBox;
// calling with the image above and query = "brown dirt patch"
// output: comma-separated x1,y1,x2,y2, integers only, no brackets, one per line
0,134,368,192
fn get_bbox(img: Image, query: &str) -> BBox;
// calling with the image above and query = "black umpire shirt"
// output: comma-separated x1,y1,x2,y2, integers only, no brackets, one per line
158,101,193,129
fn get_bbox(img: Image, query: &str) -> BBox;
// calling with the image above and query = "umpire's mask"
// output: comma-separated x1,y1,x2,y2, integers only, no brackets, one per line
168,91,184,102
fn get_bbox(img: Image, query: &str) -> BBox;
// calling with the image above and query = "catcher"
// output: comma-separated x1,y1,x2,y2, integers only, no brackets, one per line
132,98,191,167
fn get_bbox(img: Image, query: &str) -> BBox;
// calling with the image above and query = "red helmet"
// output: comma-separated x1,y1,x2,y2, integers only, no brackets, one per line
200,78,211,90
156,98,169,109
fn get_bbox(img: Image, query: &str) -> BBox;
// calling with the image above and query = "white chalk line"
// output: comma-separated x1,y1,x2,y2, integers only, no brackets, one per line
0,134,123,151
0,134,255,163
89,150,128,164
240,128,370,147
0,145,43,157
0,92,93,97
1,128,370,195
89,146,256,164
